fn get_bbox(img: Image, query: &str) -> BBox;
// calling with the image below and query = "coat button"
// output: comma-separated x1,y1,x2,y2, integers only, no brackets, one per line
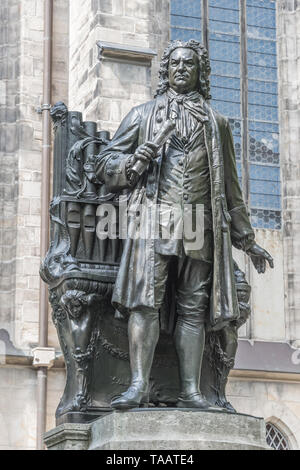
106,169,114,176
183,194,188,201
178,160,184,166
156,116,163,123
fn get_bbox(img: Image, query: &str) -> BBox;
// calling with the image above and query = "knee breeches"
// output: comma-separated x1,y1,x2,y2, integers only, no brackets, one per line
133,253,213,329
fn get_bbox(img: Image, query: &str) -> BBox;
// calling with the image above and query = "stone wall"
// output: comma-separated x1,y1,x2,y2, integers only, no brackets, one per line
0,365,66,450
0,366,37,450
0,0,300,451
233,229,286,341
251,230,286,341
0,0,69,351
68,0,170,135
0,0,69,451
0,0,21,347
228,376,300,449
277,0,300,346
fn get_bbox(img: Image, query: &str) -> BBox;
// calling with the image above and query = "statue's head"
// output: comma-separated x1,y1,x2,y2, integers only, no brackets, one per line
156,39,211,99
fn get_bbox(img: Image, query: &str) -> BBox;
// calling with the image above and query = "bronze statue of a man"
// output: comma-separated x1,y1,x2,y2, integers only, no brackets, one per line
95,40,273,410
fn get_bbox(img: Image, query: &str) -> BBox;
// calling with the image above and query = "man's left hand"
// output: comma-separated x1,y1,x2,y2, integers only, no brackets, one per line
246,243,274,274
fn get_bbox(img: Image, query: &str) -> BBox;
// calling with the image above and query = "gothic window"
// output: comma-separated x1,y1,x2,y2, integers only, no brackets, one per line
266,422,290,450
171,0,281,229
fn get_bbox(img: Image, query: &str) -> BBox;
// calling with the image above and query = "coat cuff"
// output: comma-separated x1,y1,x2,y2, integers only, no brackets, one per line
232,233,255,252
229,205,255,251
104,153,135,191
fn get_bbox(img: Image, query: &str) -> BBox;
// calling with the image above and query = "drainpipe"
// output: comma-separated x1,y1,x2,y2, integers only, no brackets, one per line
35,0,54,451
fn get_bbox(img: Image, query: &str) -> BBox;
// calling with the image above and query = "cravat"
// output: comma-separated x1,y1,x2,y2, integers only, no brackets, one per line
167,89,209,124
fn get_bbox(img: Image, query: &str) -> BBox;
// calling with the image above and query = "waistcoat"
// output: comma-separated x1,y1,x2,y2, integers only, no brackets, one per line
155,119,213,260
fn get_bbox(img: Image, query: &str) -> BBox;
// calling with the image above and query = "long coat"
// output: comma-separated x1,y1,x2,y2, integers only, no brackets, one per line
95,92,255,331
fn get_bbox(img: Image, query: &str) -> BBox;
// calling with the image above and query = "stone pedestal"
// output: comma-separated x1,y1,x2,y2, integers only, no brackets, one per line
44,409,270,450
44,423,91,450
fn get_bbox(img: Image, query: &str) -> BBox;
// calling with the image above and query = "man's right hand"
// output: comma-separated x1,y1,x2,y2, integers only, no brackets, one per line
133,141,158,165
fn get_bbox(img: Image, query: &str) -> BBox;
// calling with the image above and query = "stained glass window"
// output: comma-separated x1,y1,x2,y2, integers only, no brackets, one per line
266,423,290,450
170,0,281,230
247,0,280,229
209,0,242,191
171,0,202,42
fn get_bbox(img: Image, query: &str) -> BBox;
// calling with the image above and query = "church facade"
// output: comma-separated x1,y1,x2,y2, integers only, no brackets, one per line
0,0,299,450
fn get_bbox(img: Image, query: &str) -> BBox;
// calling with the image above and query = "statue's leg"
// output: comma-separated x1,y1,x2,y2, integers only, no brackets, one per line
110,309,160,409
216,325,238,412
174,318,210,408
111,254,170,409
175,258,214,409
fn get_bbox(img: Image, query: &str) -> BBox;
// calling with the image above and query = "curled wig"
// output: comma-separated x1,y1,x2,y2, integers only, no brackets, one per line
155,39,211,100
